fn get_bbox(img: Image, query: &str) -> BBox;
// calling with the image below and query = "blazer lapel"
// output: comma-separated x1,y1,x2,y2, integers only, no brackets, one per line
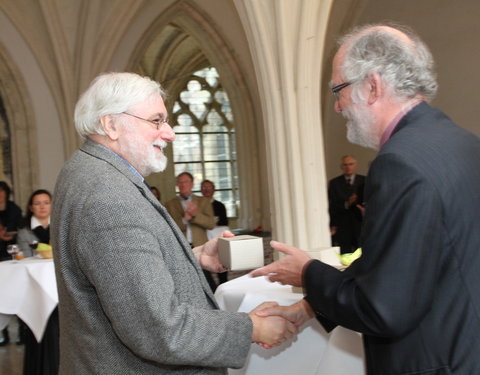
82,140,217,305
142,190,218,305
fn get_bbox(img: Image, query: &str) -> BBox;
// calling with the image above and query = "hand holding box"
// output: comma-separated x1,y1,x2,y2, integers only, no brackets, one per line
218,235,264,271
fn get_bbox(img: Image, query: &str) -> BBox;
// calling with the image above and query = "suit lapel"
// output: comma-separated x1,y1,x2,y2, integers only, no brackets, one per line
143,191,218,305
81,140,217,305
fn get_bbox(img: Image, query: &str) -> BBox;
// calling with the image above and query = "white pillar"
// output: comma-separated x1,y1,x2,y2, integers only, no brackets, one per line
234,0,333,250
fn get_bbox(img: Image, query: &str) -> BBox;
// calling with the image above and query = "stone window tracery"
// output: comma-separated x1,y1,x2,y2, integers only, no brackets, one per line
172,67,238,217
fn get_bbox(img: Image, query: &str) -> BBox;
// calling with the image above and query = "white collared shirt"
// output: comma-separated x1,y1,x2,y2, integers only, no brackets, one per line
31,216,50,229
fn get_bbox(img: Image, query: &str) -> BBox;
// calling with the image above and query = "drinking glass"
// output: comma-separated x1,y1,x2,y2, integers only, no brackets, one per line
6,244,20,262
29,240,39,257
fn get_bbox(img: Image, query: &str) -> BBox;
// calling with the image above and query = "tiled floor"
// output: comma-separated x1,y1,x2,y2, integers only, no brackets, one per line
0,319,24,375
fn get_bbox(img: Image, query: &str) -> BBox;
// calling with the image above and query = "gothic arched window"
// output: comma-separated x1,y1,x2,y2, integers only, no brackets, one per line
172,67,238,217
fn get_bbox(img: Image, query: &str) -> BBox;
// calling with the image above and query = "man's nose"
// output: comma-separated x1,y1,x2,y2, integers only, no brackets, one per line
160,123,175,141
334,98,342,113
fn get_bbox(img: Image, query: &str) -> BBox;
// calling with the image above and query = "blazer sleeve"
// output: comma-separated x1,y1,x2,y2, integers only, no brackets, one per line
190,196,215,230
304,153,444,337
328,178,347,226
165,198,186,233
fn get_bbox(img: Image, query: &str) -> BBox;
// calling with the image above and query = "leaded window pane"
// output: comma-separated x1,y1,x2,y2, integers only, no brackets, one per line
172,133,201,162
204,162,231,189
172,67,238,217
202,133,229,161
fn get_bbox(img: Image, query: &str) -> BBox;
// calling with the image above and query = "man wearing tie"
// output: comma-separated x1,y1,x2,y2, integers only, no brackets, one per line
328,155,365,253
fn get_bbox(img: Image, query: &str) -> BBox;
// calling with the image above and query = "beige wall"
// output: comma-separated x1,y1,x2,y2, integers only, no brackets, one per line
1,0,479,233
323,0,480,180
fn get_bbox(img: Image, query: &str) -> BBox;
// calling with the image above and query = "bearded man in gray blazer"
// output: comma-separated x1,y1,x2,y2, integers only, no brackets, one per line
51,72,296,374
252,24,480,374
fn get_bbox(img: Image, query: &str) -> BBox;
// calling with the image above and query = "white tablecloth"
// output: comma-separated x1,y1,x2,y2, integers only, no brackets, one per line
214,275,365,375
0,258,58,341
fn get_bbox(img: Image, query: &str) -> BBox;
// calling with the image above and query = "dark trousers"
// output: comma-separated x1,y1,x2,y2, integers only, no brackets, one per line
23,308,59,375
203,270,218,292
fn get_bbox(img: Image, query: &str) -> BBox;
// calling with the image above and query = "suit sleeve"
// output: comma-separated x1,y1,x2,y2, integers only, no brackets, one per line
327,180,339,227
191,197,215,230
165,199,186,232
214,201,229,226
305,153,444,337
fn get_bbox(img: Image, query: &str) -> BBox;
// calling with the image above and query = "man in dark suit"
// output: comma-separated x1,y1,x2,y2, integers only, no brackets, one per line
252,24,480,374
328,155,365,253
51,72,295,374
201,180,229,228
201,179,230,284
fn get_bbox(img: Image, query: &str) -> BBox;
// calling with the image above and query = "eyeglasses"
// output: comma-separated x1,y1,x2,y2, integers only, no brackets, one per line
121,112,169,130
331,81,352,99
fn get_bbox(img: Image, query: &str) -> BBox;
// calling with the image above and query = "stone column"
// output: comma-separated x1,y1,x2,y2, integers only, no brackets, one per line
234,0,334,251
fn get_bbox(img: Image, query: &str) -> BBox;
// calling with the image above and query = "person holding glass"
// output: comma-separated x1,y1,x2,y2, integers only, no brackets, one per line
17,189,52,257
17,189,59,375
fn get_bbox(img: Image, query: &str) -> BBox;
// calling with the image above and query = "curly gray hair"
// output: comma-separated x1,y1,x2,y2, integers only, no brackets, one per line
339,24,438,103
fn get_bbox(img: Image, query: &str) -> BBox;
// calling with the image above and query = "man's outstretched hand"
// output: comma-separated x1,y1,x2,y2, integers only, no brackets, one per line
250,241,311,287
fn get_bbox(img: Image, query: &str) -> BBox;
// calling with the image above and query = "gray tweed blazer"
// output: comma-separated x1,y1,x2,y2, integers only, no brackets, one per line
51,139,252,374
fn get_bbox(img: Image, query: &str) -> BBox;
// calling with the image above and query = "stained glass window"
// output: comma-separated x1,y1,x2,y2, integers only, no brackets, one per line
172,67,238,217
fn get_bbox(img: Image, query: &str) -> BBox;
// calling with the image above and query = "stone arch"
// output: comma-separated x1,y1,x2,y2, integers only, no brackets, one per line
125,1,264,229
0,44,37,208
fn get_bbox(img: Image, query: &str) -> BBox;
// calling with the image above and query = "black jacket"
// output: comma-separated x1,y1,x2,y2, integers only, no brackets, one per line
304,102,480,374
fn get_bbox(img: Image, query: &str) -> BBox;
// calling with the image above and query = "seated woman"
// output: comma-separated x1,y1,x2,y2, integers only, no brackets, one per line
17,189,58,375
17,189,51,257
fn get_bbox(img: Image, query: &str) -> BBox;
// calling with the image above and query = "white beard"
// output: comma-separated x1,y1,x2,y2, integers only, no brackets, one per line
118,133,168,177
343,100,380,150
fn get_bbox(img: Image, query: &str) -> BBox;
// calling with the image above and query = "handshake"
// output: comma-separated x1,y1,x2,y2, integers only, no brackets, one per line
247,239,318,348
199,231,317,348
249,299,315,348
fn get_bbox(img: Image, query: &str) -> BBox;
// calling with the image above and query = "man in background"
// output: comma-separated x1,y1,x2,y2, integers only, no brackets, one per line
328,155,365,253
166,172,217,290
52,72,296,374
201,179,229,284
166,172,216,248
252,24,480,374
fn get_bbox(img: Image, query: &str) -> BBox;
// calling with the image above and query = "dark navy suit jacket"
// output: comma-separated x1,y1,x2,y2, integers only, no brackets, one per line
304,102,480,374
328,173,365,253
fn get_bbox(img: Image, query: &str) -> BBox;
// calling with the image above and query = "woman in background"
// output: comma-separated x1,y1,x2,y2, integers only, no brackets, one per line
18,189,58,375
18,189,51,256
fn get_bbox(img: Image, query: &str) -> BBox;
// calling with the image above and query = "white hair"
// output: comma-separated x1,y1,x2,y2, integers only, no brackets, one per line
74,72,165,138
339,24,438,103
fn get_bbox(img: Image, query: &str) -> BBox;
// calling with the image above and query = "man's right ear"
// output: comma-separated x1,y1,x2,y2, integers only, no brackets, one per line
100,115,120,140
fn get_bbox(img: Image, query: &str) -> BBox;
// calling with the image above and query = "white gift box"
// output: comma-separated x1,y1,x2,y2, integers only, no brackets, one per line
218,235,264,271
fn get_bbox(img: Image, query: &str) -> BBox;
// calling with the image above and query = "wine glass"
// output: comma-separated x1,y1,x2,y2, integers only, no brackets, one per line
6,244,20,262
29,240,39,257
